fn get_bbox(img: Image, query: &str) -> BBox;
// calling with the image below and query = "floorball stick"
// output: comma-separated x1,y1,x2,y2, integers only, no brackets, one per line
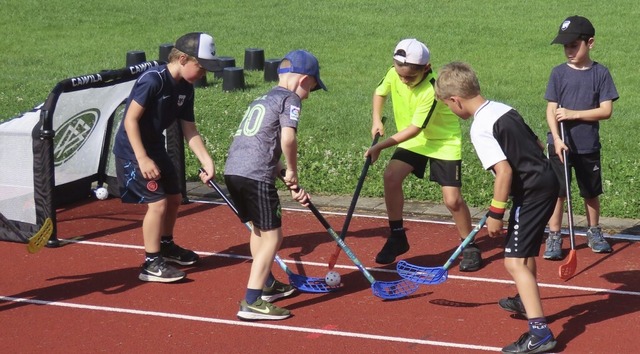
200,171,335,293
27,217,54,253
396,214,487,285
1,212,53,253
558,122,577,280
328,117,386,270
303,199,419,299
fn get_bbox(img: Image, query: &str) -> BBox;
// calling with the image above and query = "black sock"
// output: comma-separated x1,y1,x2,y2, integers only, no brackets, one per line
528,317,551,337
389,220,405,236
145,252,161,264
161,235,173,245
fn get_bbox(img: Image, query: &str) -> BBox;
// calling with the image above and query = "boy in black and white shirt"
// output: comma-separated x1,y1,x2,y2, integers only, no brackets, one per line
435,61,559,354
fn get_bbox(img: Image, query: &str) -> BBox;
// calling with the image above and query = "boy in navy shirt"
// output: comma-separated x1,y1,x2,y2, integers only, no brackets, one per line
113,32,218,282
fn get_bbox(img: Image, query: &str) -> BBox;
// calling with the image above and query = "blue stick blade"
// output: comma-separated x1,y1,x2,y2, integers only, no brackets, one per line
288,273,341,293
396,260,448,285
371,279,419,299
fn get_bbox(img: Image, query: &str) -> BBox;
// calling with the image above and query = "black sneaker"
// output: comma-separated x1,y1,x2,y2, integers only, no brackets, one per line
499,294,526,315
237,299,291,321
139,257,186,283
459,244,482,271
375,234,410,264
502,332,557,353
261,279,295,302
161,242,199,265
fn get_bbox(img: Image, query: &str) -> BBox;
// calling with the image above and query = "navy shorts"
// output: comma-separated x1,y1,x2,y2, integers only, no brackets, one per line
115,155,180,204
503,194,557,258
224,175,282,231
548,146,602,199
391,148,462,187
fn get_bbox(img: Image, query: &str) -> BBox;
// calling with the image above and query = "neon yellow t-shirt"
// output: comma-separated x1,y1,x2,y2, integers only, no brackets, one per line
375,67,462,160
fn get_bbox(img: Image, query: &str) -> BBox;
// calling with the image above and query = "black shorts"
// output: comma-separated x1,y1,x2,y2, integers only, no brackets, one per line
224,175,282,231
504,195,557,258
549,146,602,199
391,148,462,187
115,155,180,204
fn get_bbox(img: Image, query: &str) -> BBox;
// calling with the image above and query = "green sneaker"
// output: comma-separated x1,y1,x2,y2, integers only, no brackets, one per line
261,279,295,302
237,299,291,321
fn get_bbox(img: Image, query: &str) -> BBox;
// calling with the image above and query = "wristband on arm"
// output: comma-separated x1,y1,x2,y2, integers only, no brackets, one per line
488,198,507,219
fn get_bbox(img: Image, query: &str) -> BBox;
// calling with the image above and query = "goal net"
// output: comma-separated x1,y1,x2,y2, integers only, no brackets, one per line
0,61,185,245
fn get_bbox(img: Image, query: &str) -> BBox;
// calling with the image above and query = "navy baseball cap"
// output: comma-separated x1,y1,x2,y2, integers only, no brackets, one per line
551,16,595,45
278,50,327,91
175,32,218,72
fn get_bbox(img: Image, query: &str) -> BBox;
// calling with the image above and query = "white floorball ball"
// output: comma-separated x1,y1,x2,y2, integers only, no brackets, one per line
325,271,341,287
94,187,109,200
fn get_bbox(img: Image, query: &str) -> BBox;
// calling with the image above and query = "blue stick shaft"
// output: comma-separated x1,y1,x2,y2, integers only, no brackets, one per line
307,202,377,284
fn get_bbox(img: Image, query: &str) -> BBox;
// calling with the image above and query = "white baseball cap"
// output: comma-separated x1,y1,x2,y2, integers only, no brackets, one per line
175,32,218,72
393,39,430,65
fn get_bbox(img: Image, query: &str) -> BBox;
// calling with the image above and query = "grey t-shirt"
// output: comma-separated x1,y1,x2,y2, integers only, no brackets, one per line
544,62,618,154
224,86,301,183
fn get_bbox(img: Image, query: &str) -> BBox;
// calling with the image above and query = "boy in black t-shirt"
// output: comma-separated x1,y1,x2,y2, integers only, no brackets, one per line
543,15,619,259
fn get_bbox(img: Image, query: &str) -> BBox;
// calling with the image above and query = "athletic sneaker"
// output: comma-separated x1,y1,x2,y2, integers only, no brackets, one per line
261,279,295,302
501,331,557,353
543,232,563,260
375,234,410,264
499,294,526,315
237,299,291,321
459,244,482,272
586,226,612,253
161,242,200,265
139,257,186,283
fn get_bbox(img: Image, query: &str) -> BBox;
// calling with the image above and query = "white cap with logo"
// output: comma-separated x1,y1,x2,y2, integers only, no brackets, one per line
393,38,430,66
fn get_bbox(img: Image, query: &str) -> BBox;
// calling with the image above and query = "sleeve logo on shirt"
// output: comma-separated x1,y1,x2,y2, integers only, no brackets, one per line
178,95,186,107
289,105,300,121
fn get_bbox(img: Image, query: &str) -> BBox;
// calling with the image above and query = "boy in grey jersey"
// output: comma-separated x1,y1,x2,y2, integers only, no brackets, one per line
224,50,326,321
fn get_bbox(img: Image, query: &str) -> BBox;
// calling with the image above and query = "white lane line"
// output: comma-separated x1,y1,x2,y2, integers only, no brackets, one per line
0,295,501,352
192,199,639,241
67,239,640,297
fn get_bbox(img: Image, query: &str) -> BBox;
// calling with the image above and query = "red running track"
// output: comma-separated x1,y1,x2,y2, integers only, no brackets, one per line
1,198,638,353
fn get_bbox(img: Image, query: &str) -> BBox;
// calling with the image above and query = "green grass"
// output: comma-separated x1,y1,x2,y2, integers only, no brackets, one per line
1,0,639,218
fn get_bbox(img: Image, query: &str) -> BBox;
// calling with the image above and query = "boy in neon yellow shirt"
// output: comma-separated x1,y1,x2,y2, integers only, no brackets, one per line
366,39,480,271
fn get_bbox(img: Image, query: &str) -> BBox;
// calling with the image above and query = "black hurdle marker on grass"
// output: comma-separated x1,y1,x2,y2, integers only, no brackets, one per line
244,48,265,71
264,58,282,82
214,57,236,79
126,50,146,66
222,67,245,92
